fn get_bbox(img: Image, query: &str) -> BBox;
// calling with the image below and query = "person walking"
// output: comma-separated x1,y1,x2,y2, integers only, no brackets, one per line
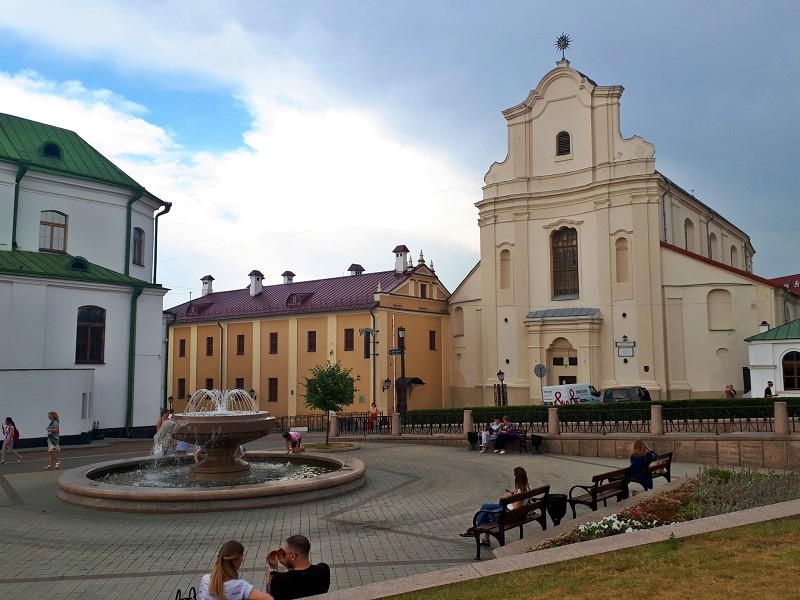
266,535,330,600
765,381,774,398
45,411,60,470
1,417,23,463
198,539,272,600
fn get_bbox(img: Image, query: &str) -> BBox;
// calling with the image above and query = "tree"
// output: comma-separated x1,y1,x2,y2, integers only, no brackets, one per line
302,362,356,445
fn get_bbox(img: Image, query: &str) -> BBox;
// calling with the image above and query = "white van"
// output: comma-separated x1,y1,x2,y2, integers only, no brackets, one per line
542,384,601,405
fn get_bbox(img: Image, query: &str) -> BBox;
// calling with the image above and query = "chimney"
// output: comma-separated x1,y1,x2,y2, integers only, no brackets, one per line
393,245,410,274
759,321,770,333
248,270,264,296
348,263,365,276
201,275,214,296
281,270,295,284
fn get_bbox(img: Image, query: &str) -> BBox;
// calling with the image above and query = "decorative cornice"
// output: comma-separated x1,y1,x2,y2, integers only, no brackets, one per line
543,218,584,230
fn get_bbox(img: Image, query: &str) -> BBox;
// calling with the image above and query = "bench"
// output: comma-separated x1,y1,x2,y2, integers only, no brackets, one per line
568,467,629,519
462,484,550,559
502,430,528,453
630,452,673,490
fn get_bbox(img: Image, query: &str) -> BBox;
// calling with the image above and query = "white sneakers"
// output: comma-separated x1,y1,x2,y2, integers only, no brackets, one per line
499,450,506,454
479,447,486,453
493,450,500,453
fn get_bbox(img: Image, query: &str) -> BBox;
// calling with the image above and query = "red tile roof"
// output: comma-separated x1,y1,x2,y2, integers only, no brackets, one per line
168,269,417,323
770,274,800,297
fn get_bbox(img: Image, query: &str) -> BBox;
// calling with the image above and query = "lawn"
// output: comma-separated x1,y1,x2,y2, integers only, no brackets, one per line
389,518,800,599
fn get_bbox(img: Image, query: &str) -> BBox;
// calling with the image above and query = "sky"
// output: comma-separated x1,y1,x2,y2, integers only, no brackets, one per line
0,1,798,307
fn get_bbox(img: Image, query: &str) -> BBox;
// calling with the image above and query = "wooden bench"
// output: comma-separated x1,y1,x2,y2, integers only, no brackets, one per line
568,467,629,519
462,484,549,559
503,430,528,453
630,452,673,490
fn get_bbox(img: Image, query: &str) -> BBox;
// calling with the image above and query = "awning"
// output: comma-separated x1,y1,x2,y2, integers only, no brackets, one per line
395,377,425,386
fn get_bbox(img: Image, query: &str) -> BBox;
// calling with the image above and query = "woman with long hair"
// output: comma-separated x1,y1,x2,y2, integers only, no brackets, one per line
629,440,658,490
1,417,22,463
463,466,531,546
45,411,60,470
199,540,272,600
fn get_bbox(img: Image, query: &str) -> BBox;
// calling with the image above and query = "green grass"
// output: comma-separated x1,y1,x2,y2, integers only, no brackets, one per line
389,519,800,599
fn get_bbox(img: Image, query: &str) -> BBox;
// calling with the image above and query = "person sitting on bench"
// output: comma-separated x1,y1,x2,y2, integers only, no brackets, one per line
629,440,658,490
493,416,517,455
479,419,502,453
463,466,531,545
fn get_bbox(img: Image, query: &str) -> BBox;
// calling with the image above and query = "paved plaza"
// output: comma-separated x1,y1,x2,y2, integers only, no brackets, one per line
0,436,699,599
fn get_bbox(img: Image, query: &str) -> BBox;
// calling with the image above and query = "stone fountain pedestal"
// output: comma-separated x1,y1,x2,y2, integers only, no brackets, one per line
172,412,276,483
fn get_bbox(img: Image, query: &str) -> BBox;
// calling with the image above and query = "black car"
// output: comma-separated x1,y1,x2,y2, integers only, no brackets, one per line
602,386,652,402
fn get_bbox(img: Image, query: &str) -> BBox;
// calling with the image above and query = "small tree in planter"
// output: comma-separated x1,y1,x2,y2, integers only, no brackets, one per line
302,362,356,445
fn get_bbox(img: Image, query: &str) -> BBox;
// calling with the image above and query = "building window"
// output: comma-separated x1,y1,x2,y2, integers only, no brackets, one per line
307,330,317,352
344,328,355,351
42,141,62,159
615,238,630,283
75,306,105,364
179,339,186,357
707,289,733,330
708,232,718,261
235,377,245,389
552,227,579,296
784,351,800,390
269,332,278,354
684,219,695,252
500,249,512,290
429,330,437,351
268,378,278,402
556,131,571,156
236,334,245,355
132,227,145,266
39,210,68,252
177,378,186,399
568,356,578,366
206,336,214,356
552,357,565,366
205,378,214,389
420,283,428,299
730,245,739,268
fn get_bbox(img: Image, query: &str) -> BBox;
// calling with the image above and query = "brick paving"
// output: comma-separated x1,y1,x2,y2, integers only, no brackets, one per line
0,436,699,599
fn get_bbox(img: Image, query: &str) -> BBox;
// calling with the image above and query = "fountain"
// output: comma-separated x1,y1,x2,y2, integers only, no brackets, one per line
57,389,367,513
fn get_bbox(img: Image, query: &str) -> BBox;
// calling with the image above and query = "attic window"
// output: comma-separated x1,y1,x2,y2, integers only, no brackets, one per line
69,256,89,272
187,304,198,315
42,142,62,159
556,131,571,156
287,293,313,307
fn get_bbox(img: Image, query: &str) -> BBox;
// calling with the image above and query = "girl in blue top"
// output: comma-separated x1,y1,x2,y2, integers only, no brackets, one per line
45,411,60,470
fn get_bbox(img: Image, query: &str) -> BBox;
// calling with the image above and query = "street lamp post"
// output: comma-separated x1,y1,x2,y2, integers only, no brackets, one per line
398,326,407,417
496,370,507,407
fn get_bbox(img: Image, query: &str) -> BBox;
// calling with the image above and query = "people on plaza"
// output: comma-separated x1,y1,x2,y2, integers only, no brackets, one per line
1,416,22,464
282,431,304,454
368,402,379,431
479,418,502,453
722,384,736,399
156,408,171,432
198,539,273,600
765,381,774,398
493,416,517,455
45,411,60,470
266,534,330,600
629,440,658,490
462,466,531,545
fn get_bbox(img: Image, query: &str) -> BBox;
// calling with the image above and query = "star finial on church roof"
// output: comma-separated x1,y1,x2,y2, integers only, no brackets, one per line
555,33,571,60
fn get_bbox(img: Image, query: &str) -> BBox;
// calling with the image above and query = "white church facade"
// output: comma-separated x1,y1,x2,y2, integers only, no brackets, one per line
448,60,800,405
0,113,170,442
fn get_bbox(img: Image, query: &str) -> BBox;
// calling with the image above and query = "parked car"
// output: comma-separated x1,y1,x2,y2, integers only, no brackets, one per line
602,386,652,403
542,384,601,405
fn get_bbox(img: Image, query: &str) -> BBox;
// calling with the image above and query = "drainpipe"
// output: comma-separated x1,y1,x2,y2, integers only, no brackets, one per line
370,308,378,406
126,286,144,436
11,163,29,250
152,202,172,283
163,310,177,409
124,189,144,277
660,180,671,243
217,321,224,389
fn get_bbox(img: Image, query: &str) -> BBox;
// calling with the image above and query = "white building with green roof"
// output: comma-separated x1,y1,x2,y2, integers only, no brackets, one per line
0,112,171,443
746,319,800,398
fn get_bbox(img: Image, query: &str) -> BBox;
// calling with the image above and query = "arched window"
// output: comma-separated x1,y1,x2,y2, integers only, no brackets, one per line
615,237,630,283
39,210,68,252
75,306,106,364
730,245,739,268
707,289,732,330
41,142,62,159
556,131,571,156
132,227,145,266
784,351,800,390
552,227,579,297
708,233,718,261
684,219,695,252
452,307,464,336
499,249,512,290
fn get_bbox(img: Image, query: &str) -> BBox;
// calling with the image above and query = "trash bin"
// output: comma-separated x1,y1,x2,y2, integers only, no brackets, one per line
547,493,568,526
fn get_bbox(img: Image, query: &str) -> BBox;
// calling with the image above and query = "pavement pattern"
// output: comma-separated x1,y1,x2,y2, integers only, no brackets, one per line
0,435,699,599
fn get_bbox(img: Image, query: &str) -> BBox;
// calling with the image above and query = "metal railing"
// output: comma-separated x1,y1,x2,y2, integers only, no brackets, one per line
400,413,464,435
337,415,392,436
272,415,328,433
558,407,651,434
790,405,800,433
662,405,774,434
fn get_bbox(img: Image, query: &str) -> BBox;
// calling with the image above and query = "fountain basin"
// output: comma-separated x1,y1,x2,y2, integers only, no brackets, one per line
57,452,366,513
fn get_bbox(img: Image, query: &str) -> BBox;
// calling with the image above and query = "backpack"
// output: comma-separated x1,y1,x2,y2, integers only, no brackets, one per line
13,426,20,442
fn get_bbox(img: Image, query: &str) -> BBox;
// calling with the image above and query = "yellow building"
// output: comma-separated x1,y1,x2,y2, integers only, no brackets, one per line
165,245,450,416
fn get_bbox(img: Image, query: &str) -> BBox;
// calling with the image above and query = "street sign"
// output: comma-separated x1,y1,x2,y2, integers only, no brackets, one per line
388,348,403,356
534,363,548,378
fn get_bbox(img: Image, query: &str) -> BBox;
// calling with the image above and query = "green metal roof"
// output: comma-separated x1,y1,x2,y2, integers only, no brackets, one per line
745,319,800,342
0,112,142,190
0,250,161,289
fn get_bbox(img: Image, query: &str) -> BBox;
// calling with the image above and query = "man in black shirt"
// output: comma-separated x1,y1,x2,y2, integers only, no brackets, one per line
267,535,330,600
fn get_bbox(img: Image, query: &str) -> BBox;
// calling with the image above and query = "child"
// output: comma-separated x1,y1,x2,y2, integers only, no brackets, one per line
282,431,304,454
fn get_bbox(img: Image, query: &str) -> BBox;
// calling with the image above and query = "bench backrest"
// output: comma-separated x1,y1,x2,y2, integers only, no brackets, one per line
497,484,550,524
648,452,673,472
590,467,629,497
